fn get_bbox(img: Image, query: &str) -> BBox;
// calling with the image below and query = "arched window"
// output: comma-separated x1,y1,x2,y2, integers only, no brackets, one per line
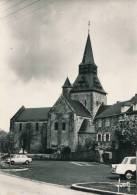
84,100,87,107
54,122,58,130
96,133,102,142
19,123,22,131
106,133,110,141
104,133,110,142
62,122,66,131
36,123,39,131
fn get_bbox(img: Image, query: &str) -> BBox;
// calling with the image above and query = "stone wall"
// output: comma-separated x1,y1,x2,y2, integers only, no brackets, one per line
94,116,119,150
71,92,92,112
92,92,107,118
78,133,96,149
13,121,48,153
71,91,107,119
48,96,75,151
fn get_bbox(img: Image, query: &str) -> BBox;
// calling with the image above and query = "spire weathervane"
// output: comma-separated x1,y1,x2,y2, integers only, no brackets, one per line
88,20,90,34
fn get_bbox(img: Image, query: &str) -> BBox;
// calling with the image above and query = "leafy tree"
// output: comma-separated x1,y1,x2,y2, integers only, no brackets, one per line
0,130,8,153
20,123,33,153
115,115,137,158
40,123,47,153
6,132,15,154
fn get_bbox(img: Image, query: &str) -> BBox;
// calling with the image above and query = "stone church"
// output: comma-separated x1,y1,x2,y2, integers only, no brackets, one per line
10,32,107,153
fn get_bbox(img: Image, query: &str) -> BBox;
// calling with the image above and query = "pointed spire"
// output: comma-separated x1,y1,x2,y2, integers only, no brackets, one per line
82,33,95,65
62,77,72,88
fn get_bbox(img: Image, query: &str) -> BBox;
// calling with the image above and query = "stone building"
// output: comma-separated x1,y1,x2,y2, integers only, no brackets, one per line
10,32,107,153
94,94,137,159
10,106,51,153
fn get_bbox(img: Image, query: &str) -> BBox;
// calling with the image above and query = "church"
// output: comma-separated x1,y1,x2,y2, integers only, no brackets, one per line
10,31,108,153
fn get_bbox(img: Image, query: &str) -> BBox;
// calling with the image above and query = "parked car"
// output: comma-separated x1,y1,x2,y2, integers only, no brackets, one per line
5,154,32,165
111,156,136,179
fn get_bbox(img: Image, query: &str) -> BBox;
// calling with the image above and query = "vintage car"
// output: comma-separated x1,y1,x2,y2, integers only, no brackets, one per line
5,154,32,165
112,156,136,179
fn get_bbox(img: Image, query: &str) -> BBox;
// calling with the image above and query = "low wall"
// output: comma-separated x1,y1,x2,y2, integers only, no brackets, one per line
27,151,96,161
70,151,96,161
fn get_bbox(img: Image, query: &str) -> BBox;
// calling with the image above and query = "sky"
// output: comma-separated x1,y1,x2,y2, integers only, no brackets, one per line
0,0,137,131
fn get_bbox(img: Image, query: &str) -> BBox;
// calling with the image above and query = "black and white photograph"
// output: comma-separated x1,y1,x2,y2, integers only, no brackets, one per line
0,0,137,194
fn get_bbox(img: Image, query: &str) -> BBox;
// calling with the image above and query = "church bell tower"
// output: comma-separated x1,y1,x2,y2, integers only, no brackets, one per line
71,24,107,118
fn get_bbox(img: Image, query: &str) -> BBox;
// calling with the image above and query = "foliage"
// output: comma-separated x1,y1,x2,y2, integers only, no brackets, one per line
76,138,97,152
3,132,15,154
19,123,33,153
61,146,71,160
0,130,8,153
115,115,137,155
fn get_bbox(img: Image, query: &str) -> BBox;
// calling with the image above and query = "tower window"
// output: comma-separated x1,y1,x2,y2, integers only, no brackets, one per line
54,122,58,130
19,123,22,131
62,122,66,131
36,123,39,131
85,100,87,106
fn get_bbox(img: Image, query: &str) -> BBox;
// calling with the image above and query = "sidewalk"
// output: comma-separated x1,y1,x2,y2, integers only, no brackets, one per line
0,171,96,195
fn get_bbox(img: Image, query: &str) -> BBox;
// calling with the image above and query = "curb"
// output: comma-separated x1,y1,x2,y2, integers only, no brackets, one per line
71,182,134,195
1,167,29,172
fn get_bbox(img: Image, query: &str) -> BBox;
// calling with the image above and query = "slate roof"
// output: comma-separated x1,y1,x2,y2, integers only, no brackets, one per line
62,77,72,88
79,119,89,133
16,107,51,122
71,74,106,94
65,97,91,118
71,33,106,95
81,33,95,65
95,94,137,119
95,102,129,119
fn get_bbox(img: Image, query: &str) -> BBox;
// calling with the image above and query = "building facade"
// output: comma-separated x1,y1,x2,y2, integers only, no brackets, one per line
94,95,137,161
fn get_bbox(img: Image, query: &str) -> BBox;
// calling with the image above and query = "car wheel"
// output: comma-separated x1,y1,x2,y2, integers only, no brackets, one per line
125,171,133,180
25,160,29,165
11,161,14,165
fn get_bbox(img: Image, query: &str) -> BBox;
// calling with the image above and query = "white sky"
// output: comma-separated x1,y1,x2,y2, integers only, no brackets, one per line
0,0,137,131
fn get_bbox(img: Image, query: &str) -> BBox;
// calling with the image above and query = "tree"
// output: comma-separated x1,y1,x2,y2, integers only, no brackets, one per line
20,123,33,153
6,132,15,154
0,130,8,153
40,123,47,153
115,116,137,158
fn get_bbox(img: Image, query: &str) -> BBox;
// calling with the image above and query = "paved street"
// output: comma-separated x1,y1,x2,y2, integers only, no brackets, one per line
8,160,115,186
0,171,97,195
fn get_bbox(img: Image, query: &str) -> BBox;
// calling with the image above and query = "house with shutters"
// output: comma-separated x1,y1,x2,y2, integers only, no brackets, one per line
10,31,108,153
94,94,137,153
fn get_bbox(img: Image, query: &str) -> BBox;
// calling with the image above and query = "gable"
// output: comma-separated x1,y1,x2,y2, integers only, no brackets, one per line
50,95,73,114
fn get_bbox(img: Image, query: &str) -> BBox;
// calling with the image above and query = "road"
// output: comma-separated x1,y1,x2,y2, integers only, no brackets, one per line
0,171,96,195
8,160,115,186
